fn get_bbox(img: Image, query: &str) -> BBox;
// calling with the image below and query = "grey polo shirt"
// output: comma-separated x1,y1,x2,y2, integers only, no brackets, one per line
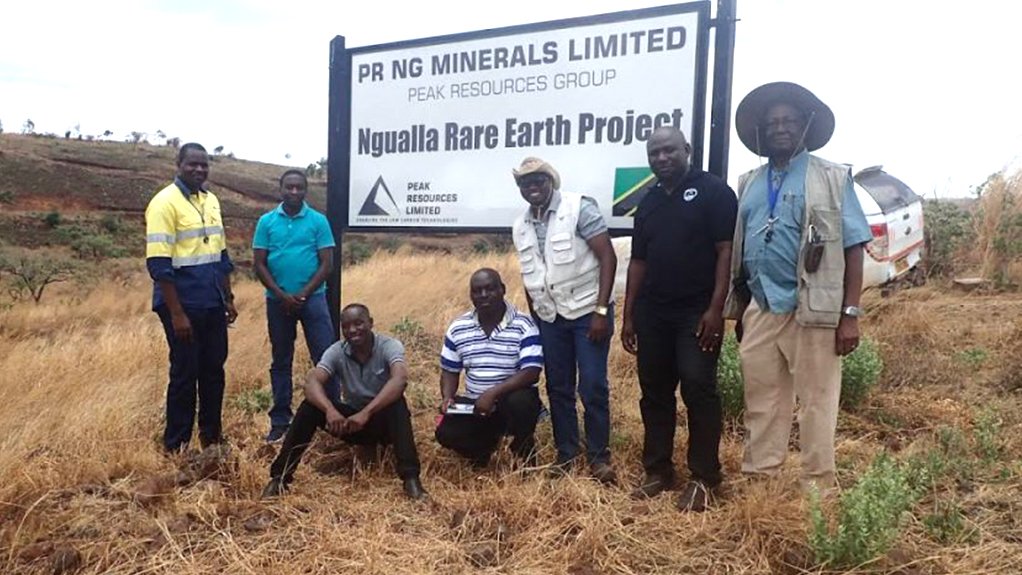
522,191,608,254
317,333,405,409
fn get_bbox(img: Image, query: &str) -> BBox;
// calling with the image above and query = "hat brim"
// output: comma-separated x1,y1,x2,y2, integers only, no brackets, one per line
512,160,561,190
735,82,835,156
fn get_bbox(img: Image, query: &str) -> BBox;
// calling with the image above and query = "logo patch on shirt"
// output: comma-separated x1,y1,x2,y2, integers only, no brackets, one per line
683,188,699,202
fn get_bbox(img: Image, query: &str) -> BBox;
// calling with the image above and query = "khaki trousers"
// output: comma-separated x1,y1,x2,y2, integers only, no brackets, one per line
739,300,841,487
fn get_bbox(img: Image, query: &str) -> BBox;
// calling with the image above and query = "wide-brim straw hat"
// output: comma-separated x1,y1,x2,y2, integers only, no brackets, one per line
735,81,835,156
512,157,560,190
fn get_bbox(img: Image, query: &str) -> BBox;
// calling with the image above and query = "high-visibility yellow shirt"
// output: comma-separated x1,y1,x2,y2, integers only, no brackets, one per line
145,178,233,309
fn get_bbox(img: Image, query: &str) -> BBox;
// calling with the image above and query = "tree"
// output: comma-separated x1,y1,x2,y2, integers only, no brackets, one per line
166,136,181,149
0,119,5,134
0,251,77,304
128,131,147,144
102,130,114,138
213,145,224,155
22,118,35,134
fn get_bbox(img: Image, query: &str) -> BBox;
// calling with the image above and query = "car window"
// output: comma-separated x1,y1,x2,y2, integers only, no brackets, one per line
854,168,920,212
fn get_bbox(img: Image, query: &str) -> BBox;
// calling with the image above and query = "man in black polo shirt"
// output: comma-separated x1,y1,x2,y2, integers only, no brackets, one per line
621,127,737,511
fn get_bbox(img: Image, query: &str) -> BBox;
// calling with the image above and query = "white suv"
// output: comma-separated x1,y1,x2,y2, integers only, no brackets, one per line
853,166,926,290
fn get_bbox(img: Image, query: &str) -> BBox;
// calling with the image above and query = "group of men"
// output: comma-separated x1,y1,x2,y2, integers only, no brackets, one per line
145,81,871,510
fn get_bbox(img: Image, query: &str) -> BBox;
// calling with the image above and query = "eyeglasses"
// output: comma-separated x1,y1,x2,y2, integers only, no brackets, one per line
761,117,804,131
517,175,549,189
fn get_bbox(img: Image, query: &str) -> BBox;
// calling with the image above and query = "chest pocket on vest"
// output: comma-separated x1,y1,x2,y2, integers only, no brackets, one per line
516,233,539,274
809,208,841,242
548,232,576,265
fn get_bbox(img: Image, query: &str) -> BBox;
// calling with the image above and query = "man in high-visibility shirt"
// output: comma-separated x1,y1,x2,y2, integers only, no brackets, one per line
146,143,238,453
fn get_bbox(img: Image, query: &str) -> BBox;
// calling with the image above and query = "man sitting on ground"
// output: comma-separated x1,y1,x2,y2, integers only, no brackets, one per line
435,268,544,469
262,303,425,500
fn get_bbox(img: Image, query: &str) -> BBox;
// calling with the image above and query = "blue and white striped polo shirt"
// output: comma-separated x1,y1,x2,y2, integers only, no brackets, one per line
440,301,544,399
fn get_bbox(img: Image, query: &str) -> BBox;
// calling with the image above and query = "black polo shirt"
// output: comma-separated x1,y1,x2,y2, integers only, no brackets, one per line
631,168,738,310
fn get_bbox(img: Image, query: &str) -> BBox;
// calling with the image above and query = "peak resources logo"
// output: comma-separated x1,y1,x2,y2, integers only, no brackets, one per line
351,176,460,227
358,176,400,216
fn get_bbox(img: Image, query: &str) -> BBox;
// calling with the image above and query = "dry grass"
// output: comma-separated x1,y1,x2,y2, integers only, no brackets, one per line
974,170,1022,286
1,252,1021,574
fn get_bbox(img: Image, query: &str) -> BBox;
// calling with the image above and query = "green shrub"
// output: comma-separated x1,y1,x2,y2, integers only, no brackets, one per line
973,408,1003,463
472,238,491,255
923,199,973,277
346,240,373,266
716,332,744,421
73,233,124,260
392,316,424,339
233,388,272,414
922,500,976,544
954,346,988,369
840,337,883,410
100,213,122,233
809,453,917,569
43,210,62,228
715,334,882,417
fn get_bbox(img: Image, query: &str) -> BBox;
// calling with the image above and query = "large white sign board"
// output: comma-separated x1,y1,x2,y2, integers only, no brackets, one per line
344,3,708,231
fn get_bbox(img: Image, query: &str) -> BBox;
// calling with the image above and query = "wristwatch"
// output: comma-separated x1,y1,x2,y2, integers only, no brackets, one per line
841,305,863,318
594,305,609,317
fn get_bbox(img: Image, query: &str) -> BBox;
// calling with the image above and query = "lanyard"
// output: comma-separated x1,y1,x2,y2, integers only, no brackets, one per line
187,193,210,244
767,165,787,218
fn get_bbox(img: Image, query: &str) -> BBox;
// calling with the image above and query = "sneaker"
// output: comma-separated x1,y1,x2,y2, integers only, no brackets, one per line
260,477,287,499
676,480,712,512
265,426,288,444
631,473,674,499
589,462,618,486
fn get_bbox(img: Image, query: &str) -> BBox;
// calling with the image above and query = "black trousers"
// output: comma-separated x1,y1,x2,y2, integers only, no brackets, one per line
435,387,542,463
156,305,228,452
636,304,723,486
269,397,421,483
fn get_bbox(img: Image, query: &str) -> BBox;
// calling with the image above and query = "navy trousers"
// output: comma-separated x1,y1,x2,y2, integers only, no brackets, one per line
156,305,228,452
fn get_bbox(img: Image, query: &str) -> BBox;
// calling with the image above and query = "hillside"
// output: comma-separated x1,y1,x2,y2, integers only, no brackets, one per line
0,133,501,259
0,133,324,255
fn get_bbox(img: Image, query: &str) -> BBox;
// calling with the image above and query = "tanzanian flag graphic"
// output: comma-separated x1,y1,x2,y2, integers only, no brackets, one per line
613,167,655,216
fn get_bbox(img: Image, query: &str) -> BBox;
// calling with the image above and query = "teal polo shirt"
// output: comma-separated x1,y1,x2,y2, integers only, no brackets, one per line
739,151,872,314
252,202,335,299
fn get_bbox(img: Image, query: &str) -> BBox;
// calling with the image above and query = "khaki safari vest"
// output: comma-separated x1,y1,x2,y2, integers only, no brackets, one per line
723,155,849,328
513,192,601,322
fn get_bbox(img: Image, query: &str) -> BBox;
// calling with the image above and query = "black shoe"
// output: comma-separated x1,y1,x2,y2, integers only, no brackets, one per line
631,473,675,500
676,480,713,512
265,426,288,444
590,462,618,486
402,477,427,500
260,477,287,499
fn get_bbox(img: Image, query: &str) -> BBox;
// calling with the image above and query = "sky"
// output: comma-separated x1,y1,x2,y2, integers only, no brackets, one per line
2,0,1020,197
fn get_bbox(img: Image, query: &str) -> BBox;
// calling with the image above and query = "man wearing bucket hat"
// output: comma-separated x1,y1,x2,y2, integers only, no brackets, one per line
510,157,619,485
724,82,873,492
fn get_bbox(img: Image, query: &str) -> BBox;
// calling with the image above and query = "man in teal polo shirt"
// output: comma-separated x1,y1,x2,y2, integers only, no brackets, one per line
253,169,337,443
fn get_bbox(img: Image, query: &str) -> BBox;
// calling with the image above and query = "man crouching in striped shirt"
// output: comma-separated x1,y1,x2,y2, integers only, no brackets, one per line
436,268,544,469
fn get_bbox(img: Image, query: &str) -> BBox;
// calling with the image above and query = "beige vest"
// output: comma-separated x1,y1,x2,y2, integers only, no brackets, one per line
512,192,601,322
723,155,849,328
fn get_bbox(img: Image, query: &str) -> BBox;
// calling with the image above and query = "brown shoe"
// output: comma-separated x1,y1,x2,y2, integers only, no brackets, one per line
631,473,674,499
590,462,618,485
676,480,712,512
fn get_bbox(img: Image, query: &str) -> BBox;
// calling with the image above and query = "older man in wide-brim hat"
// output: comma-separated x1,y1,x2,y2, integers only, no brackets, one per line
722,82,873,493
